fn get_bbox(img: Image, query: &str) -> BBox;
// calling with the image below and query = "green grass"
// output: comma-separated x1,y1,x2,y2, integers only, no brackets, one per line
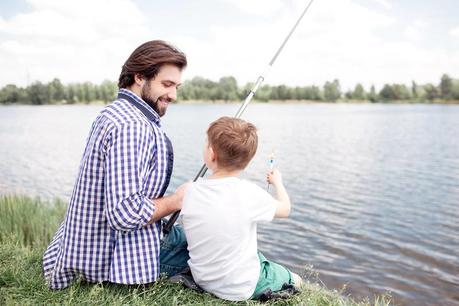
0,195,392,305
0,195,66,248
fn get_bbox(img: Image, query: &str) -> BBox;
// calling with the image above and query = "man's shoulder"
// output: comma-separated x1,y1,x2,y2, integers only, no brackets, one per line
99,99,151,129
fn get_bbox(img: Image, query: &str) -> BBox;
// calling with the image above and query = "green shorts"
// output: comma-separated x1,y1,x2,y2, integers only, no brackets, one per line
252,252,294,299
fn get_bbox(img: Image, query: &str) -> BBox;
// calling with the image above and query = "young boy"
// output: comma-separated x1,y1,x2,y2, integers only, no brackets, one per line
181,116,302,301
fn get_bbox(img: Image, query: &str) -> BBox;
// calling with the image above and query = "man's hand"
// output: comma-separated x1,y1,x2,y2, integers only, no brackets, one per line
173,181,192,209
148,181,192,224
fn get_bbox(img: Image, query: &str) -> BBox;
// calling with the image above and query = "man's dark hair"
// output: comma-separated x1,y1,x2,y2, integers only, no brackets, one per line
118,40,187,88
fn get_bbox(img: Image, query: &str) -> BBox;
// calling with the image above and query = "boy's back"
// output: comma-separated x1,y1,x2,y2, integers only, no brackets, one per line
181,116,301,301
182,176,277,301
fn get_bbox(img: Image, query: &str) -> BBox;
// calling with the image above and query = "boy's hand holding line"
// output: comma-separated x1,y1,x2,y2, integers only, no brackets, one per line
267,169,291,218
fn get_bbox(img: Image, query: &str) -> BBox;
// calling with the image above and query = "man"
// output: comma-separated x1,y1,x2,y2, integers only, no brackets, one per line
43,40,189,289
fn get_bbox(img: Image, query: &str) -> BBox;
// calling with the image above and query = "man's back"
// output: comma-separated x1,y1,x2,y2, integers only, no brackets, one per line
181,177,277,301
43,89,171,288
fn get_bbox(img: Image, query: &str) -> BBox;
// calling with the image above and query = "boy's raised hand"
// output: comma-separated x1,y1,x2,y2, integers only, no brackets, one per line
267,169,283,187
266,169,291,218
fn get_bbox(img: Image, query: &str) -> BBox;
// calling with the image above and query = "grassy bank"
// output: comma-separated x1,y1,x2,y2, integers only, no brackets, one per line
0,195,391,305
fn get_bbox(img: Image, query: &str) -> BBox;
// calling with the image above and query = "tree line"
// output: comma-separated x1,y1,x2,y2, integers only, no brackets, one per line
0,78,117,105
0,74,458,105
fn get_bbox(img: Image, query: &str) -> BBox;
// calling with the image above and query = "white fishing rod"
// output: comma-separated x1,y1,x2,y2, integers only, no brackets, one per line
163,0,315,235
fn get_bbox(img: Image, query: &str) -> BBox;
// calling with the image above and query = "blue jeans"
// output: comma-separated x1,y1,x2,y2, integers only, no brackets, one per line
159,223,190,277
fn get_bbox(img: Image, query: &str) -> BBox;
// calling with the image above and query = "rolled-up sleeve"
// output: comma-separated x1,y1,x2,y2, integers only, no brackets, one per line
104,122,156,231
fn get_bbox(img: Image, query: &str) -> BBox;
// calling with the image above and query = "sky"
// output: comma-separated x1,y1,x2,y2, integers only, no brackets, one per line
0,0,458,91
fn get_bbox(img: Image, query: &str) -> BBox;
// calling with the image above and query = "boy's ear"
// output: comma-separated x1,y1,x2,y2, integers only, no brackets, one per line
209,146,217,162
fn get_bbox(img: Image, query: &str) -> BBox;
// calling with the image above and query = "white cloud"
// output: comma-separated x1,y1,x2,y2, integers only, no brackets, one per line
372,0,392,9
0,17,6,31
221,0,284,16
175,0,457,90
403,20,427,42
0,0,457,91
175,0,397,88
404,26,421,41
0,0,150,86
450,26,459,38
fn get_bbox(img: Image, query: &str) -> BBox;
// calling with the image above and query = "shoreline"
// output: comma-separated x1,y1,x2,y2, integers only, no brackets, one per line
0,194,392,305
1,99,459,106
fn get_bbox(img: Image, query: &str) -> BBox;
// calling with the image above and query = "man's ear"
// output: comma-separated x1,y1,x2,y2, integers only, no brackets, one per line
134,73,145,86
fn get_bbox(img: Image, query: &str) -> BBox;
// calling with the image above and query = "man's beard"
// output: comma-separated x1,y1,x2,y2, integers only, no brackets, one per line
141,82,168,117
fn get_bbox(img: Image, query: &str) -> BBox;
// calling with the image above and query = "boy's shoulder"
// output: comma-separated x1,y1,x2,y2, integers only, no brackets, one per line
238,178,266,192
193,177,259,188
188,177,267,197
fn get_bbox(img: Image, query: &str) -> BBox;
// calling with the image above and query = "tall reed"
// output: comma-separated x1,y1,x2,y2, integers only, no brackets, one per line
0,195,65,248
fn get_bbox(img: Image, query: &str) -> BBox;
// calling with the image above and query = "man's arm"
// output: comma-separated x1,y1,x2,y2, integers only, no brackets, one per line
104,122,163,231
148,182,189,224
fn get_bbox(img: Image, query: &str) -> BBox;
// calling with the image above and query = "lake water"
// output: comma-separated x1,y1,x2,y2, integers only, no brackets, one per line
0,103,458,305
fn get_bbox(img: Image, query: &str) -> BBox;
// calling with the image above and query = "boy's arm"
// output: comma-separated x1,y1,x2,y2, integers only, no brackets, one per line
267,170,291,218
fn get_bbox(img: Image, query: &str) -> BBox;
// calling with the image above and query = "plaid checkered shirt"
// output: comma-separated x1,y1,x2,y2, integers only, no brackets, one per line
42,88,173,289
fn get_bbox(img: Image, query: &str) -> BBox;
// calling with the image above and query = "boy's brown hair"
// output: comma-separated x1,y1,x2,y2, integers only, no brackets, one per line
207,116,258,171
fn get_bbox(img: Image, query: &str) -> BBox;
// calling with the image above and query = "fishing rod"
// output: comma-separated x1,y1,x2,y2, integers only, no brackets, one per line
163,0,315,235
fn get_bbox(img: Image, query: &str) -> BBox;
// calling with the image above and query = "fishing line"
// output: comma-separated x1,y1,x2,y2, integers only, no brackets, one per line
163,0,315,235
267,150,275,191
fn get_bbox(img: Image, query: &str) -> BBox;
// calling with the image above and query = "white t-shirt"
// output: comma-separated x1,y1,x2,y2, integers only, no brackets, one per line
181,177,277,301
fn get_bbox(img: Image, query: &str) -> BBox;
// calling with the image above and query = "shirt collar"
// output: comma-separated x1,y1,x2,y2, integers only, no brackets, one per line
117,88,161,126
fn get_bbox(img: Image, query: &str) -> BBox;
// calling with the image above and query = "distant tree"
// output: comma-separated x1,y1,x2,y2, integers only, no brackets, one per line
411,81,418,100
451,80,459,100
344,90,353,100
323,79,341,102
352,83,366,100
293,86,304,100
394,84,411,100
99,80,117,102
2,74,459,105
255,85,271,102
238,82,253,101
379,84,394,102
0,84,20,104
177,80,196,100
271,85,291,100
270,85,279,100
217,76,238,101
188,76,218,100
82,82,96,103
27,82,49,104
66,84,78,103
423,83,439,101
309,86,323,100
367,85,377,102
439,74,453,99
379,84,411,101
293,86,303,99
48,78,66,102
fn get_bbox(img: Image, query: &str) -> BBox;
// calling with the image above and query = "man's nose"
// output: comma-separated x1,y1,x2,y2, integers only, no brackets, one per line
167,88,177,101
